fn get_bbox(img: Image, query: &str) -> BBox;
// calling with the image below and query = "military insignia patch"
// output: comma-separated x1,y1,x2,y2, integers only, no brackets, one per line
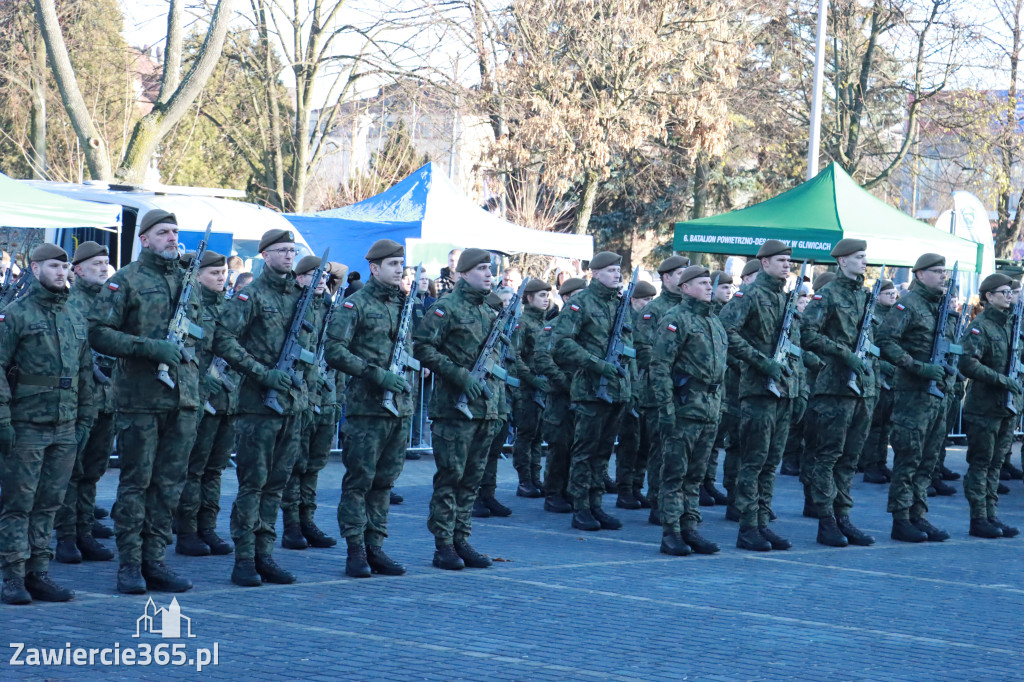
813,294,822,300
734,291,743,297
238,293,249,301
896,303,905,310
971,328,980,334
643,313,651,320
107,282,120,291
667,323,677,332
570,304,580,311
434,309,446,317
543,326,552,331
343,301,354,308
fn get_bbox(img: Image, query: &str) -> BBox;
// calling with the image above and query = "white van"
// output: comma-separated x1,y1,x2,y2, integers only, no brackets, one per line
21,181,313,270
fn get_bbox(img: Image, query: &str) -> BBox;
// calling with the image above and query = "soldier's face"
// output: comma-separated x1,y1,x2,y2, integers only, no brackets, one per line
140,223,179,260
528,290,550,311
198,265,227,293
741,272,757,285
462,262,492,291
987,286,1013,310
917,266,946,290
682,276,712,303
262,243,296,274
448,251,462,272
878,289,897,306
593,265,621,289
399,273,412,294
631,295,653,311
32,258,70,292
762,255,790,279
661,267,687,294
796,294,810,312
715,282,733,304
839,251,868,276
74,255,109,286
372,256,405,288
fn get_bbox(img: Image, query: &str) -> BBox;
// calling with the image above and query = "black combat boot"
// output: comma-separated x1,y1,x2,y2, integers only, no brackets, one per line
724,504,740,522
648,507,662,526
482,496,512,517
199,529,233,555
117,563,147,594
432,544,464,570
862,466,889,484
634,489,652,509
231,558,262,587
94,505,109,519
175,532,211,557
25,572,74,602
516,477,543,498
736,526,771,551
779,461,800,476
760,525,791,550
92,520,114,539
255,554,296,584
1,577,31,605
989,516,1020,538
281,524,308,550
911,517,949,542
302,521,338,548
591,507,623,530
55,537,82,564
616,491,641,510
454,540,492,568
1004,461,1024,480
366,545,406,575
939,465,961,481
698,485,715,506
603,473,616,494
706,482,728,505
969,518,1002,539
998,482,1011,495
817,517,848,547
345,545,372,578
931,478,956,496
78,534,115,561
891,519,927,543
472,497,491,518
660,532,692,556
571,508,601,531
543,495,572,514
835,516,875,546
681,528,721,555
390,491,404,505
142,560,193,592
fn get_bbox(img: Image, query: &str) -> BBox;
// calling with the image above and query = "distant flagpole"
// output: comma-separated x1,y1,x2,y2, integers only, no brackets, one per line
807,0,829,180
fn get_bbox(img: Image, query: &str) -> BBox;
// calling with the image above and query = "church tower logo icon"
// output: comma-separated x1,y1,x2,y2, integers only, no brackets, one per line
134,597,196,639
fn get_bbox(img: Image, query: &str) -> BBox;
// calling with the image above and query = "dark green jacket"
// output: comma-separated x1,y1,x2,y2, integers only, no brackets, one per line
89,248,202,412
326,277,412,418
197,286,240,415
515,305,547,391
413,279,501,420
313,293,341,410
552,279,633,403
871,304,897,390
68,278,113,413
0,282,95,426
801,273,877,398
649,295,728,422
635,289,682,408
535,319,570,395
961,305,1017,417
876,279,955,394
214,267,316,416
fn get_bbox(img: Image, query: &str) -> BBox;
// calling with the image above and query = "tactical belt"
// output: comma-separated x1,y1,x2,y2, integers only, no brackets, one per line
18,373,78,389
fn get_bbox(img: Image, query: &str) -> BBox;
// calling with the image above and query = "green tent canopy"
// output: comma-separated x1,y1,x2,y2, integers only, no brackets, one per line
0,172,120,230
674,163,983,272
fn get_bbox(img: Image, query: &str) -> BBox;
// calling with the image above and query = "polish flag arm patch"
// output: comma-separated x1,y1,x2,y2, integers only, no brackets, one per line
666,323,678,332
970,328,980,334
107,282,120,291
570,304,580,311
543,326,552,331
342,301,354,308
434,309,446,317
734,291,743,297
643,313,651,320
896,303,905,310
813,294,822,300
237,293,249,301
0,314,6,322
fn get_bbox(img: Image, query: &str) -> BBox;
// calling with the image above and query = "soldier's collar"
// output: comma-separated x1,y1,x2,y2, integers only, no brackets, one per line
755,270,786,291
33,280,69,306
139,248,179,272
908,278,942,301
455,278,487,304
200,286,222,305
681,295,710,314
590,279,620,299
260,266,295,292
366,276,399,301
659,288,683,303
835,272,864,288
74,278,103,295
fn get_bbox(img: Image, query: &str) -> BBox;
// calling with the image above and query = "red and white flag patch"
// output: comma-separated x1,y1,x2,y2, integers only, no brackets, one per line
667,323,678,332
238,293,249,302
734,291,744,297
107,282,120,291
343,301,354,308
543,326,552,331
896,303,905,310
970,328,980,334
643,313,652,320
813,294,823,300
570,304,580,311
0,314,6,322
434,309,446,317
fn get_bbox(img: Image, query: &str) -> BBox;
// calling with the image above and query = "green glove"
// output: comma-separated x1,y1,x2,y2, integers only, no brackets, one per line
842,351,864,373
0,421,15,452
912,361,946,382
999,374,1023,395
590,358,620,380
376,369,408,394
462,375,485,401
532,377,551,393
147,339,182,367
202,373,221,396
261,368,293,392
761,359,787,381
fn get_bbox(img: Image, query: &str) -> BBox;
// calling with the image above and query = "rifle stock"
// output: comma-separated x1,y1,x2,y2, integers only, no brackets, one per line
766,261,808,398
596,266,640,404
156,223,211,390
1007,287,1024,414
926,262,961,399
847,265,886,396
382,264,422,417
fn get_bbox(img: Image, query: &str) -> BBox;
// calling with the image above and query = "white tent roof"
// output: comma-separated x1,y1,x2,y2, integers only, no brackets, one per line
1,173,120,229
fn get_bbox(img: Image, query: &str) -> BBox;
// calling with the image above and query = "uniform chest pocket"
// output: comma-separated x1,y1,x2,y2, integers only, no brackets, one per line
139,287,162,295
455,318,474,326
366,313,383,319
73,324,87,340
262,306,279,314
26,322,49,334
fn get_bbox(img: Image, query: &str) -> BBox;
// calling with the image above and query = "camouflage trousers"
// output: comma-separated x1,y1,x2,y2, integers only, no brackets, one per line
639,406,665,507
781,394,808,475
231,413,300,559
660,416,719,534
711,408,740,494
175,411,235,535
568,401,626,511
860,388,894,471
807,395,872,518
0,421,76,579
55,410,114,539
479,416,509,498
113,410,199,565
512,396,544,485
338,414,410,547
705,409,733,487
283,406,339,527
615,408,649,495
888,390,946,521
736,396,791,528
963,412,1014,520
428,418,500,545
543,393,573,499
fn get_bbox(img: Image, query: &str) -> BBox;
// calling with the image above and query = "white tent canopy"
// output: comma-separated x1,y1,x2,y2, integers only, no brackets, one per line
1,173,121,229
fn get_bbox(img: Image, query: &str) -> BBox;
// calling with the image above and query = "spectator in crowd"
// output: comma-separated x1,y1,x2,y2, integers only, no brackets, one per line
502,268,523,292
436,249,462,296
231,272,253,298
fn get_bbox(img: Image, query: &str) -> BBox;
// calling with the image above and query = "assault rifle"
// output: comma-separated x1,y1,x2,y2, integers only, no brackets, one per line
310,286,343,415
264,249,329,415
454,278,529,419
92,350,111,386
847,265,886,396
0,265,35,309
495,277,529,390
926,261,961,399
156,222,210,391
202,356,236,414
382,264,423,417
595,266,640,404
767,261,808,398
1007,283,1024,414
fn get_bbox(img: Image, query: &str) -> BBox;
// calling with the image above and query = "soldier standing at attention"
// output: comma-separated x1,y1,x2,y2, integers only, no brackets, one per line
54,242,115,565
649,266,727,556
174,251,237,557
511,279,552,498
413,248,503,570
327,239,414,577
700,271,733,507
876,253,955,543
800,239,877,547
614,280,656,510
861,279,898,483
958,273,1021,539
553,251,634,532
215,228,317,586
719,240,797,552
90,211,202,594
0,244,95,605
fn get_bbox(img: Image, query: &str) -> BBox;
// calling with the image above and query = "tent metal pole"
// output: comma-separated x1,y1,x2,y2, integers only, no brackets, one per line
807,0,829,180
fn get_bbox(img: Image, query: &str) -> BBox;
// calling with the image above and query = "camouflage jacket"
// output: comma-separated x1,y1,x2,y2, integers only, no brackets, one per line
534,318,570,396
413,279,502,420
68,278,114,413
198,286,240,415
326,276,413,418
876,279,955,394
649,295,728,422
871,304,897,390
0,281,95,426
89,248,202,413
552,279,633,403
515,304,547,390
961,305,1018,417
634,289,682,408
718,270,799,400
213,267,317,416
313,293,341,410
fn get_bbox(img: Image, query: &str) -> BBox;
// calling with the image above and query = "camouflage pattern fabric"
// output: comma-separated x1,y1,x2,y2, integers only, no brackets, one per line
338,414,410,547
479,417,509,498
283,405,338,527
427,418,500,545
176,411,235,535
55,411,115,539
567,401,626,511
736,396,792,527
542,393,573,499
660,418,718,533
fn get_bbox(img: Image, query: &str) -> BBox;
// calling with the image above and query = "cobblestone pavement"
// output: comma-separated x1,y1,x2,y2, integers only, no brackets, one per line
1,441,1022,680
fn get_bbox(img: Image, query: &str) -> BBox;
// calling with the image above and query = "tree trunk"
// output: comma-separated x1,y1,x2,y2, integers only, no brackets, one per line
28,26,47,178
995,0,1022,258
156,0,184,105
692,152,710,219
572,169,600,235
255,0,286,209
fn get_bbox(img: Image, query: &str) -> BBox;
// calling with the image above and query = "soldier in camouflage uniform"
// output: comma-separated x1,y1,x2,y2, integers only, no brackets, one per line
54,242,115,565
327,240,414,577
174,251,237,557
553,251,634,532
214,228,318,586
413,248,503,570
876,253,956,543
719,240,798,551
959,273,1021,539
90,211,202,594
0,244,95,605
649,266,727,556
700,270,734,507
511,279,554,498
861,279,898,483
800,239,877,547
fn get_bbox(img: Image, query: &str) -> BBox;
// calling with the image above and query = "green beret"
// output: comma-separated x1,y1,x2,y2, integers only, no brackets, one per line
178,252,195,268
813,272,835,290
757,239,792,259
30,243,68,263
633,281,657,298
258,228,294,253
365,239,405,261
295,255,321,275
979,273,1013,294
524,278,551,295
679,265,711,285
589,251,622,271
657,255,690,274
456,248,491,273
1013,279,1021,291
710,270,732,286
741,260,761,278
199,250,226,269
912,253,945,272
485,291,504,310
830,238,867,258
138,209,176,236
558,277,586,298
71,241,108,265
879,278,895,292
